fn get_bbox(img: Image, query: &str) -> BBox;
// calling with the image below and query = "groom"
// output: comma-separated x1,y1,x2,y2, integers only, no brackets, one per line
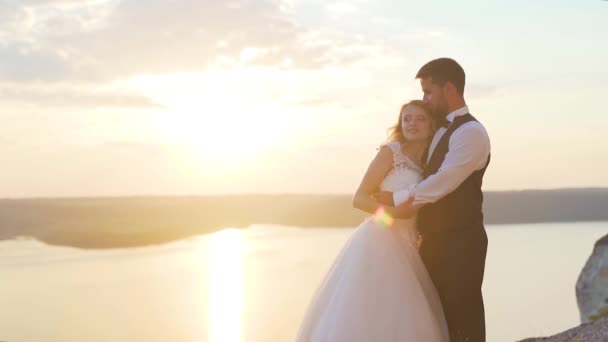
377,58,491,341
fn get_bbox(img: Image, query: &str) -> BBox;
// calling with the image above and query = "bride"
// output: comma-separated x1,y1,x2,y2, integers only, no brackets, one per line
296,100,449,342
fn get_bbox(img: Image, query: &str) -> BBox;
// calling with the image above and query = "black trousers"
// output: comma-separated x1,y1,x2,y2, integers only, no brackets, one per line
419,226,488,342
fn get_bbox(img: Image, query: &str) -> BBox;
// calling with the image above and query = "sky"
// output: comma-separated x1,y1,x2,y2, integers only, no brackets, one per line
1,0,607,197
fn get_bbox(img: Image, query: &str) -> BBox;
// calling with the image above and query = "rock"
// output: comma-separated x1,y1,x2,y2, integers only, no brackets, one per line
576,233,608,323
519,234,608,342
518,316,608,341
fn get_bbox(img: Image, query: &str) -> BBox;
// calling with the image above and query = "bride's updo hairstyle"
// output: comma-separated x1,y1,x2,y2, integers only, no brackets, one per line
387,100,434,144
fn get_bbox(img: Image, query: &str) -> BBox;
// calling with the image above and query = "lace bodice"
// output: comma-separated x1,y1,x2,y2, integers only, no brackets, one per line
379,141,423,192
377,141,423,239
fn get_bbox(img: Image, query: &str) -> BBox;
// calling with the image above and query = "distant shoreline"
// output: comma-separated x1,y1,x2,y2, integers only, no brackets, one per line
2,188,607,249
3,187,607,201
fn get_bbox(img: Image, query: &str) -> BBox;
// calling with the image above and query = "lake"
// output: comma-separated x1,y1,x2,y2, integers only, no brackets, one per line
0,221,605,342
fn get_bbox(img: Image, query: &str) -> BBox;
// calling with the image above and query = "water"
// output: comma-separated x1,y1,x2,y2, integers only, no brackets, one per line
0,222,605,342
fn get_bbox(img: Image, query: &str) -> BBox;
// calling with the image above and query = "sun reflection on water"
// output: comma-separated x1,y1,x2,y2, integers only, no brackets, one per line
207,229,244,342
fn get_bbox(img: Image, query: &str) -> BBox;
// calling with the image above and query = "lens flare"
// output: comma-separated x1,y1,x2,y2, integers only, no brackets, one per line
373,207,394,227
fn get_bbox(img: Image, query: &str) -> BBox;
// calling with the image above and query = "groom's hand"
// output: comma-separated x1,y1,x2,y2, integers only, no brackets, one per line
388,197,421,220
372,191,394,206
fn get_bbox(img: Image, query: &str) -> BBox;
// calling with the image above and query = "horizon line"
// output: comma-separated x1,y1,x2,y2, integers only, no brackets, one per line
2,187,608,200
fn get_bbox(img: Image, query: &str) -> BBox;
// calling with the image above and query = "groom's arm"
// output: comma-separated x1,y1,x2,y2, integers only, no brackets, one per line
394,122,490,207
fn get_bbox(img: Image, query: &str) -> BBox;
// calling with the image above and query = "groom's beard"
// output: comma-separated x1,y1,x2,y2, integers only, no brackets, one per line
433,111,446,121
433,107,449,120
433,101,450,119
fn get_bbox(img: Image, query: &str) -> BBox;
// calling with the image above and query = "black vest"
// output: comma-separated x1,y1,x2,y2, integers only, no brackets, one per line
417,114,490,234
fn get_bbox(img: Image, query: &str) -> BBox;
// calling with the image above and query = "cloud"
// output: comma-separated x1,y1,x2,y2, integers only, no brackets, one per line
0,0,379,82
0,83,162,108
96,141,176,157
0,43,76,82
0,0,430,113
326,2,357,17
467,83,502,99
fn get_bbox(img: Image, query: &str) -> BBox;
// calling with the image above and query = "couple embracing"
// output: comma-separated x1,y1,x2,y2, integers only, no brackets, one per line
297,58,491,342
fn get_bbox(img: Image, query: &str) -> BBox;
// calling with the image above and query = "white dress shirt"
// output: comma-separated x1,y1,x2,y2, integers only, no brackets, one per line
393,105,491,206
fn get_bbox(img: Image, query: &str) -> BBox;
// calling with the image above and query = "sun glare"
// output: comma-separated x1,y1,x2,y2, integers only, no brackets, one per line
160,98,286,164
128,70,296,166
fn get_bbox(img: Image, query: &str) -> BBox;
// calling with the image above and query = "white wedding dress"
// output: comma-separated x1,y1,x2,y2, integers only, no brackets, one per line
296,142,449,342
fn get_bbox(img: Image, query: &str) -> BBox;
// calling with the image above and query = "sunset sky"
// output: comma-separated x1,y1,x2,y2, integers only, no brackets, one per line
1,0,607,197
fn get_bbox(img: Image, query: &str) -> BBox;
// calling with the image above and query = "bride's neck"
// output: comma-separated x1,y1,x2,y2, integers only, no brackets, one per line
402,141,426,163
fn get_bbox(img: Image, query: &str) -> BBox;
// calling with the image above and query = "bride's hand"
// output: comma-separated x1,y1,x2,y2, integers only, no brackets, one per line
372,191,394,206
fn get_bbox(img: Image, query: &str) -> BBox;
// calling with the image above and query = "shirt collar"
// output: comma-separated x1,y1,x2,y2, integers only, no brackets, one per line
445,105,469,123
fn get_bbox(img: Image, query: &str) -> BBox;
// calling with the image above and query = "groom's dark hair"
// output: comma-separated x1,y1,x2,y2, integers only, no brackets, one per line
416,58,465,96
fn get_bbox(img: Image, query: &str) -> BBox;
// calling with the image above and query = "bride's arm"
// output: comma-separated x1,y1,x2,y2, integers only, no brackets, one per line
352,146,394,214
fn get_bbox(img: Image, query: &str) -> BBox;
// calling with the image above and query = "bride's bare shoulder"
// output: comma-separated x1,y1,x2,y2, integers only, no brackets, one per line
375,144,395,161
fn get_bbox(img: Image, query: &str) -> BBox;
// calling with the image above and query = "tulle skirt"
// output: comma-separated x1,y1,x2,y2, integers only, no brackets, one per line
296,217,449,342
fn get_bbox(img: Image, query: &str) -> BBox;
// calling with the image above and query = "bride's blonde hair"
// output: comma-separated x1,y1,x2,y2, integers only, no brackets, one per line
387,100,434,144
